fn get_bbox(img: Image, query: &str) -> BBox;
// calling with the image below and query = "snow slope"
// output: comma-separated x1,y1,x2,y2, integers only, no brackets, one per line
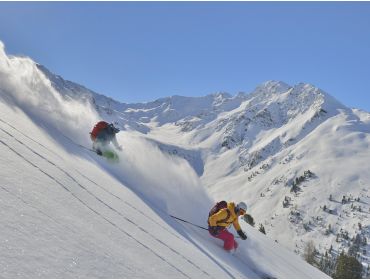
0,41,328,278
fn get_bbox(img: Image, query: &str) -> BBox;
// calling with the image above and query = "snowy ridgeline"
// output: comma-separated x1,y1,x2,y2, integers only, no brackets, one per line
0,40,367,277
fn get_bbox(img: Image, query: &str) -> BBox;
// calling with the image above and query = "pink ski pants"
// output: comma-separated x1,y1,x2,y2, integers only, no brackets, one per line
210,228,237,251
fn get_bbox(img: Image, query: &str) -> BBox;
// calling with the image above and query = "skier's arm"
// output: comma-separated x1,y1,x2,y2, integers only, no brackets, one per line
208,210,228,227
233,218,242,232
234,218,247,240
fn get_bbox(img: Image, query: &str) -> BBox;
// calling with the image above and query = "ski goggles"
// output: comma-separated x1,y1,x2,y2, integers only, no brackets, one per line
237,208,246,215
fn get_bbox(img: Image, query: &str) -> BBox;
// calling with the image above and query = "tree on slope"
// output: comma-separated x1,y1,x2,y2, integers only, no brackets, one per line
258,224,266,234
333,251,362,279
304,240,317,266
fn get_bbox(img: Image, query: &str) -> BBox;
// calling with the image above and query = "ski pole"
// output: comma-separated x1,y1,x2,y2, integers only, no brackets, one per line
60,132,96,153
169,215,208,230
171,215,244,239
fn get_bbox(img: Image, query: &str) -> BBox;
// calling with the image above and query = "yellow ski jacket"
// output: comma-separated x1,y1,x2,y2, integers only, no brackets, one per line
208,202,242,231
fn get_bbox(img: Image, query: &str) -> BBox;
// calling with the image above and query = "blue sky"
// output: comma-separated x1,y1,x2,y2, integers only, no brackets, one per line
0,2,370,110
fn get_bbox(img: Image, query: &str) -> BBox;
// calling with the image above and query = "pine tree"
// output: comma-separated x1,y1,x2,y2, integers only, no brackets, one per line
343,231,349,240
304,240,316,266
319,255,325,271
333,251,362,279
320,250,335,276
348,243,360,257
258,224,266,235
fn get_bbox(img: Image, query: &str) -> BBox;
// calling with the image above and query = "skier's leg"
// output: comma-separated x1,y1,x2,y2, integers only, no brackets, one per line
93,140,103,155
216,229,236,251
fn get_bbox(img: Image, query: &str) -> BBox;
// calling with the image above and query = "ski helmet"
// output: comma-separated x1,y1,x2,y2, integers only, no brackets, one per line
236,202,247,214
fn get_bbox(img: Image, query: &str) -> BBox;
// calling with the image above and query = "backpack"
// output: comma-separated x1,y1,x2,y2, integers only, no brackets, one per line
90,121,109,141
208,201,230,226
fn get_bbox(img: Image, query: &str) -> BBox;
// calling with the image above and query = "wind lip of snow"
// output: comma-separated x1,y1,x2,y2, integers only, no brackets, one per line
0,41,100,149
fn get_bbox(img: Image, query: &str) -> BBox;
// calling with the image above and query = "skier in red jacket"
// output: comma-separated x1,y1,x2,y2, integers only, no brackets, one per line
90,121,122,156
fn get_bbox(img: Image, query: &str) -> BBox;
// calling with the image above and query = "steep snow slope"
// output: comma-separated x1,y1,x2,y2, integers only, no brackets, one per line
0,100,225,278
0,41,328,278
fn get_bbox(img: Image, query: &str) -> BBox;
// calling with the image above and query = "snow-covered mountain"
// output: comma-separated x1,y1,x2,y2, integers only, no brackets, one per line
39,62,370,271
0,40,367,277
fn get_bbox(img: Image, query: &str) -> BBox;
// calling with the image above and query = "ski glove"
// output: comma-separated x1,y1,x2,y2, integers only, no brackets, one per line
237,230,247,240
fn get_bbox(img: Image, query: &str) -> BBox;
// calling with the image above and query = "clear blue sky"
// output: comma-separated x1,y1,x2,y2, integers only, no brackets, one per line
0,2,370,110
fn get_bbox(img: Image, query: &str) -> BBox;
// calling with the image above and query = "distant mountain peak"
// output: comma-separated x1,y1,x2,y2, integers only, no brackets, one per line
254,80,293,95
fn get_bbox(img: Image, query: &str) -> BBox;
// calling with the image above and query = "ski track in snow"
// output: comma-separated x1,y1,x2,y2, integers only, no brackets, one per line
0,125,213,278
75,169,187,242
0,184,81,237
0,116,187,243
0,136,194,278
0,118,64,160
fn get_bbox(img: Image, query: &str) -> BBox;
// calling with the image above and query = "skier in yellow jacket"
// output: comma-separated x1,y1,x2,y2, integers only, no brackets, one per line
208,201,247,251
